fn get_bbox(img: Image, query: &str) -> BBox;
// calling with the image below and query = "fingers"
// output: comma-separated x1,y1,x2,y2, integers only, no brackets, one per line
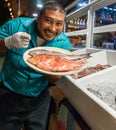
20,32,31,41
17,32,31,48
23,41,29,48
15,32,31,41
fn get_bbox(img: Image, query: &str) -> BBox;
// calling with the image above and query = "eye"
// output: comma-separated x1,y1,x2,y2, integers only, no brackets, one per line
45,18,52,24
56,22,63,26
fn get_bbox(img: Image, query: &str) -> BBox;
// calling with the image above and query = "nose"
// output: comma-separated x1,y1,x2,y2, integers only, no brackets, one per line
49,23,57,32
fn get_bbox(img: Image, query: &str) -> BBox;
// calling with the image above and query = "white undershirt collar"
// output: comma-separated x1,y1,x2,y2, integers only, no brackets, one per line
37,36,45,46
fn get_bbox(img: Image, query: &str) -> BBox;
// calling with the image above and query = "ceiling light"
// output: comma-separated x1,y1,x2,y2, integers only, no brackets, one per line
37,4,43,8
33,13,38,17
9,8,12,11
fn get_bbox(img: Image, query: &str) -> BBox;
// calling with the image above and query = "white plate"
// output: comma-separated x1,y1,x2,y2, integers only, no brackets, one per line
23,47,86,75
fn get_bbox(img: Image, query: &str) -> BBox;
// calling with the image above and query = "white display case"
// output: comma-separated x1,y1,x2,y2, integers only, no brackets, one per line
84,50,116,67
56,66,116,130
56,50,116,130
72,47,102,54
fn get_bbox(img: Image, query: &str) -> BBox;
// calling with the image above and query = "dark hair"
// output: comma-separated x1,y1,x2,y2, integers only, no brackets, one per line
38,1,66,18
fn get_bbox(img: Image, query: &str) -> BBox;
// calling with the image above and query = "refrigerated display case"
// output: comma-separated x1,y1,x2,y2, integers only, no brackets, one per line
65,0,116,50
56,50,116,130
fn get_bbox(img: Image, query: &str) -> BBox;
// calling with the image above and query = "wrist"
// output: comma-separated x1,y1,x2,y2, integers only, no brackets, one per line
4,36,12,49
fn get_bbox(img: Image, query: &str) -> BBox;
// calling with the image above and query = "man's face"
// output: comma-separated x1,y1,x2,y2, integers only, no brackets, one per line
37,9,65,41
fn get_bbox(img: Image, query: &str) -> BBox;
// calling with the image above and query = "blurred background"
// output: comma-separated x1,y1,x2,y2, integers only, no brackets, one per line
0,0,116,50
0,0,75,25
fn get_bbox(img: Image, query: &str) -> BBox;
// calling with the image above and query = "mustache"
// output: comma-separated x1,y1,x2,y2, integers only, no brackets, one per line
45,28,60,36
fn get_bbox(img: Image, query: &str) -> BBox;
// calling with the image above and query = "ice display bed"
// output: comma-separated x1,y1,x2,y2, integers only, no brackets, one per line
56,67,116,130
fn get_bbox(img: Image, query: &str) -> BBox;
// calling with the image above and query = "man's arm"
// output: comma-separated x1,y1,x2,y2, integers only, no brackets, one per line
44,74,61,85
0,39,7,54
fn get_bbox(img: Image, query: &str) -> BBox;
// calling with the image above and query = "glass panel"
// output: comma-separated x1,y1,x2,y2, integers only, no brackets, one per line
67,0,89,14
93,31,116,50
65,15,87,32
95,3,116,27
68,35,86,50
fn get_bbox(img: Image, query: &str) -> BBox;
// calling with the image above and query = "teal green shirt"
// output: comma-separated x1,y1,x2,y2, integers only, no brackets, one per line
0,17,71,97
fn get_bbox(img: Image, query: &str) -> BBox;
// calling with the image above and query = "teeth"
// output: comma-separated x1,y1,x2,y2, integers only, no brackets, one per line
46,31,55,37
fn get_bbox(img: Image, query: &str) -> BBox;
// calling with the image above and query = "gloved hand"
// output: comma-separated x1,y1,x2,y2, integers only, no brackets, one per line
4,32,31,49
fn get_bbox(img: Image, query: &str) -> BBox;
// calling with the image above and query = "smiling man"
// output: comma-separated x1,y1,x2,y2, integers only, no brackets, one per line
37,8,66,41
0,1,71,130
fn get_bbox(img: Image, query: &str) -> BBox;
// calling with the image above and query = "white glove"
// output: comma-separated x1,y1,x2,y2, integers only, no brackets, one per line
4,32,31,49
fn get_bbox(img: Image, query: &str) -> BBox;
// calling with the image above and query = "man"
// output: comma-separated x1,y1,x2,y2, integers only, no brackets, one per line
0,1,71,130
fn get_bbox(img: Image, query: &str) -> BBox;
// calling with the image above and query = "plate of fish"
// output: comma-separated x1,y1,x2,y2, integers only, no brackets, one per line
23,47,90,75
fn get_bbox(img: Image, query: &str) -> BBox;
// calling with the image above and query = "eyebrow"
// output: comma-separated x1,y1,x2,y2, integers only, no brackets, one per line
45,16,64,23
